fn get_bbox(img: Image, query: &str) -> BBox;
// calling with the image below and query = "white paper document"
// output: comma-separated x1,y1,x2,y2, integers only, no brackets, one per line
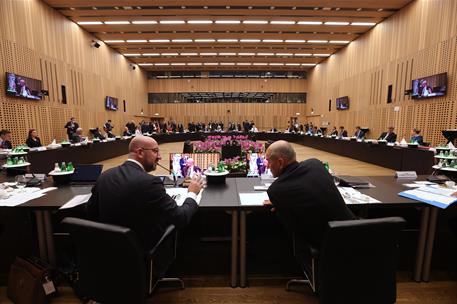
239,192,269,206
403,183,423,188
0,187,44,207
338,187,380,204
60,194,92,209
166,188,202,206
399,187,457,209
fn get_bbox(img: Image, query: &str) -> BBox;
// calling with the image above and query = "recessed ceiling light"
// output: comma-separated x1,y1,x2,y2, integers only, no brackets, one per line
123,53,140,56
161,53,179,56
294,53,312,56
104,21,130,24
142,53,160,56
215,20,241,24
149,39,170,43
286,63,300,66
314,53,331,56
377,8,383,12
270,6,275,10
270,21,296,25
285,39,306,43
302,63,316,66
204,62,219,65
200,52,217,55
262,39,283,43
160,20,185,24
253,63,268,66
132,20,157,24
180,53,198,56
351,22,376,26
325,21,350,25
330,40,350,43
126,40,147,43
219,52,237,56
220,63,235,65
237,63,252,66
195,39,216,42
308,40,328,43
356,8,362,11
123,6,132,10
188,62,203,65
297,21,323,25
104,40,125,43
172,39,193,43
138,63,153,66
77,21,103,25
257,53,275,56
276,53,293,56
243,20,268,24
92,6,97,10
171,63,186,66
155,63,170,66
217,39,239,42
240,39,261,43
322,7,332,11
188,20,213,24
238,53,255,56
269,63,284,66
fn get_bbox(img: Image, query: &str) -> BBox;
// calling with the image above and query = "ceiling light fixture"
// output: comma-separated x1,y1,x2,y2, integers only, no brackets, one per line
243,20,268,24
160,20,185,24
240,39,261,43
132,20,157,24
262,39,283,43
297,21,323,25
104,21,130,24
126,40,147,43
149,39,170,43
103,40,125,43
270,21,296,25
351,22,376,26
285,39,306,43
215,20,241,24
77,21,103,25
308,40,328,43
324,21,350,25
172,39,193,43
217,39,239,42
187,20,213,24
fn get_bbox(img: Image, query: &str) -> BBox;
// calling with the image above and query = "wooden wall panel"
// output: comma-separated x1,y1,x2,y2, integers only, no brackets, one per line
0,0,148,146
148,78,307,93
149,103,306,131
307,0,457,146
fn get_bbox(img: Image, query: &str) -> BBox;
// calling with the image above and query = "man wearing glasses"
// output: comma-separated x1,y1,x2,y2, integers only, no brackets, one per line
86,136,204,270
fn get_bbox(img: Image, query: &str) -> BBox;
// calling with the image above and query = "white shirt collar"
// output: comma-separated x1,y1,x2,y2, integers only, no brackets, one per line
126,159,145,171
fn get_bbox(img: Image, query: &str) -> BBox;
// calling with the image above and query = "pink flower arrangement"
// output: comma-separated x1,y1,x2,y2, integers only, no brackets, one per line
194,135,263,154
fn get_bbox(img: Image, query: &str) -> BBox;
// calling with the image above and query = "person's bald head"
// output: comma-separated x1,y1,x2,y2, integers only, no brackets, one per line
128,136,161,172
266,140,296,177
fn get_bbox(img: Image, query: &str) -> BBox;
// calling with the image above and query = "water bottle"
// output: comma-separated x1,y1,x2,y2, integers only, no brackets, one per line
54,162,61,172
60,162,66,171
323,161,329,172
67,162,74,171
6,157,13,166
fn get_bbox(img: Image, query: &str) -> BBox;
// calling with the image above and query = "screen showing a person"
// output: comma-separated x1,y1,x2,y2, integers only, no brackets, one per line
169,153,220,178
105,96,118,111
246,152,270,177
411,73,447,99
5,72,42,100
336,96,350,110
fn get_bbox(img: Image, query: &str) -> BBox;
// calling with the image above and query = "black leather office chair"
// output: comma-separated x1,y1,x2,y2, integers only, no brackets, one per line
287,217,406,304
183,140,194,153
62,217,183,304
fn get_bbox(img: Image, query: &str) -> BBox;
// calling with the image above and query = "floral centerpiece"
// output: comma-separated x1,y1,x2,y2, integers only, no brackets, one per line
223,156,247,173
194,135,263,154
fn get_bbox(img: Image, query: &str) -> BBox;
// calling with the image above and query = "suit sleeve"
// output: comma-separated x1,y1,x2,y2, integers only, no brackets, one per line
144,179,199,228
85,185,99,220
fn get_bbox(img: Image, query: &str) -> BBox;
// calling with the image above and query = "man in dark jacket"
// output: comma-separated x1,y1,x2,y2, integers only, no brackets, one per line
265,140,355,247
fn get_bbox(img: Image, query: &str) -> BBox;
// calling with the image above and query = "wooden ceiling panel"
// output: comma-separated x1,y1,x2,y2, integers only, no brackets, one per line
41,0,415,71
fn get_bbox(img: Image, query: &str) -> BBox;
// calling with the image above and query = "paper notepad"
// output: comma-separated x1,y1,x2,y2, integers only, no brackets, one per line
239,192,269,206
166,188,202,206
398,187,457,209
60,194,92,209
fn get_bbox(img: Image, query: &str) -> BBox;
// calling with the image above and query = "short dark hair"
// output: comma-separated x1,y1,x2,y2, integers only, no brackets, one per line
0,129,11,136
28,129,36,138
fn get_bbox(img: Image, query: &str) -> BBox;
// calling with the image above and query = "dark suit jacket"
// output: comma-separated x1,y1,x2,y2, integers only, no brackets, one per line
86,161,198,251
354,130,365,139
64,121,79,136
378,132,397,143
1,140,12,149
267,159,355,247
26,137,42,148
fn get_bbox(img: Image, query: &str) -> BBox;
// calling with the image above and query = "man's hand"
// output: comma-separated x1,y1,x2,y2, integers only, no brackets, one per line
188,174,204,195
263,199,276,212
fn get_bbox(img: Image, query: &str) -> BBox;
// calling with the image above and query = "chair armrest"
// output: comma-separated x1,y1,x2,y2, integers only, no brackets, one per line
148,225,176,256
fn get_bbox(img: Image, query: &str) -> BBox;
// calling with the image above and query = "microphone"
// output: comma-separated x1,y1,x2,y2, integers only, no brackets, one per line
156,162,177,187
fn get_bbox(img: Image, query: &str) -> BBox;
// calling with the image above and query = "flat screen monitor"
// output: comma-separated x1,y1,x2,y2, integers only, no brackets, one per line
336,96,349,110
5,72,42,100
105,96,118,111
246,152,269,177
169,153,220,178
411,73,447,99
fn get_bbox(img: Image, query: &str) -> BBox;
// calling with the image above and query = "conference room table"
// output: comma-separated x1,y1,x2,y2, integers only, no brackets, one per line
3,174,438,287
20,132,434,175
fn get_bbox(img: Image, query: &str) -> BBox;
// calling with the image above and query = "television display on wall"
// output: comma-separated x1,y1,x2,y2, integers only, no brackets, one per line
411,72,447,99
5,72,42,100
105,96,118,111
336,96,350,110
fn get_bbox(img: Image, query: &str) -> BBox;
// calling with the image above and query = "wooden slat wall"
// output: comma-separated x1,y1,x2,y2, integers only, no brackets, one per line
307,0,457,146
149,103,306,131
0,0,148,146
148,79,307,93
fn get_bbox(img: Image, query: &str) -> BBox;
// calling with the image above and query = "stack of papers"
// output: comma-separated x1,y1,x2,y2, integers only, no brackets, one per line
60,194,92,210
403,181,436,188
166,188,202,205
0,187,57,207
239,192,269,206
253,183,271,191
399,186,457,209
338,187,380,204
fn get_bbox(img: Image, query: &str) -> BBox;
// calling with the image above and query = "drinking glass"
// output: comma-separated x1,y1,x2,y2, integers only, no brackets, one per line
15,175,27,192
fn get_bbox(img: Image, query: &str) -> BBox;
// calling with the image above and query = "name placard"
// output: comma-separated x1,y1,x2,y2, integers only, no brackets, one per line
395,171,417,179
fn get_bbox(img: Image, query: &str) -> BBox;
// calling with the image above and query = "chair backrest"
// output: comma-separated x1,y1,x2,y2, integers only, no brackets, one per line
221,144,241,160
62,217,147,304
318,217,406,304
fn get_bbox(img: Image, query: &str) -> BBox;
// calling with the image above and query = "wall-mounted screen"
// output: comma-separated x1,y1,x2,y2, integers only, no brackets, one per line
105,96,118,111
5,72,42,100
336,96,350,110
411,73,447,99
